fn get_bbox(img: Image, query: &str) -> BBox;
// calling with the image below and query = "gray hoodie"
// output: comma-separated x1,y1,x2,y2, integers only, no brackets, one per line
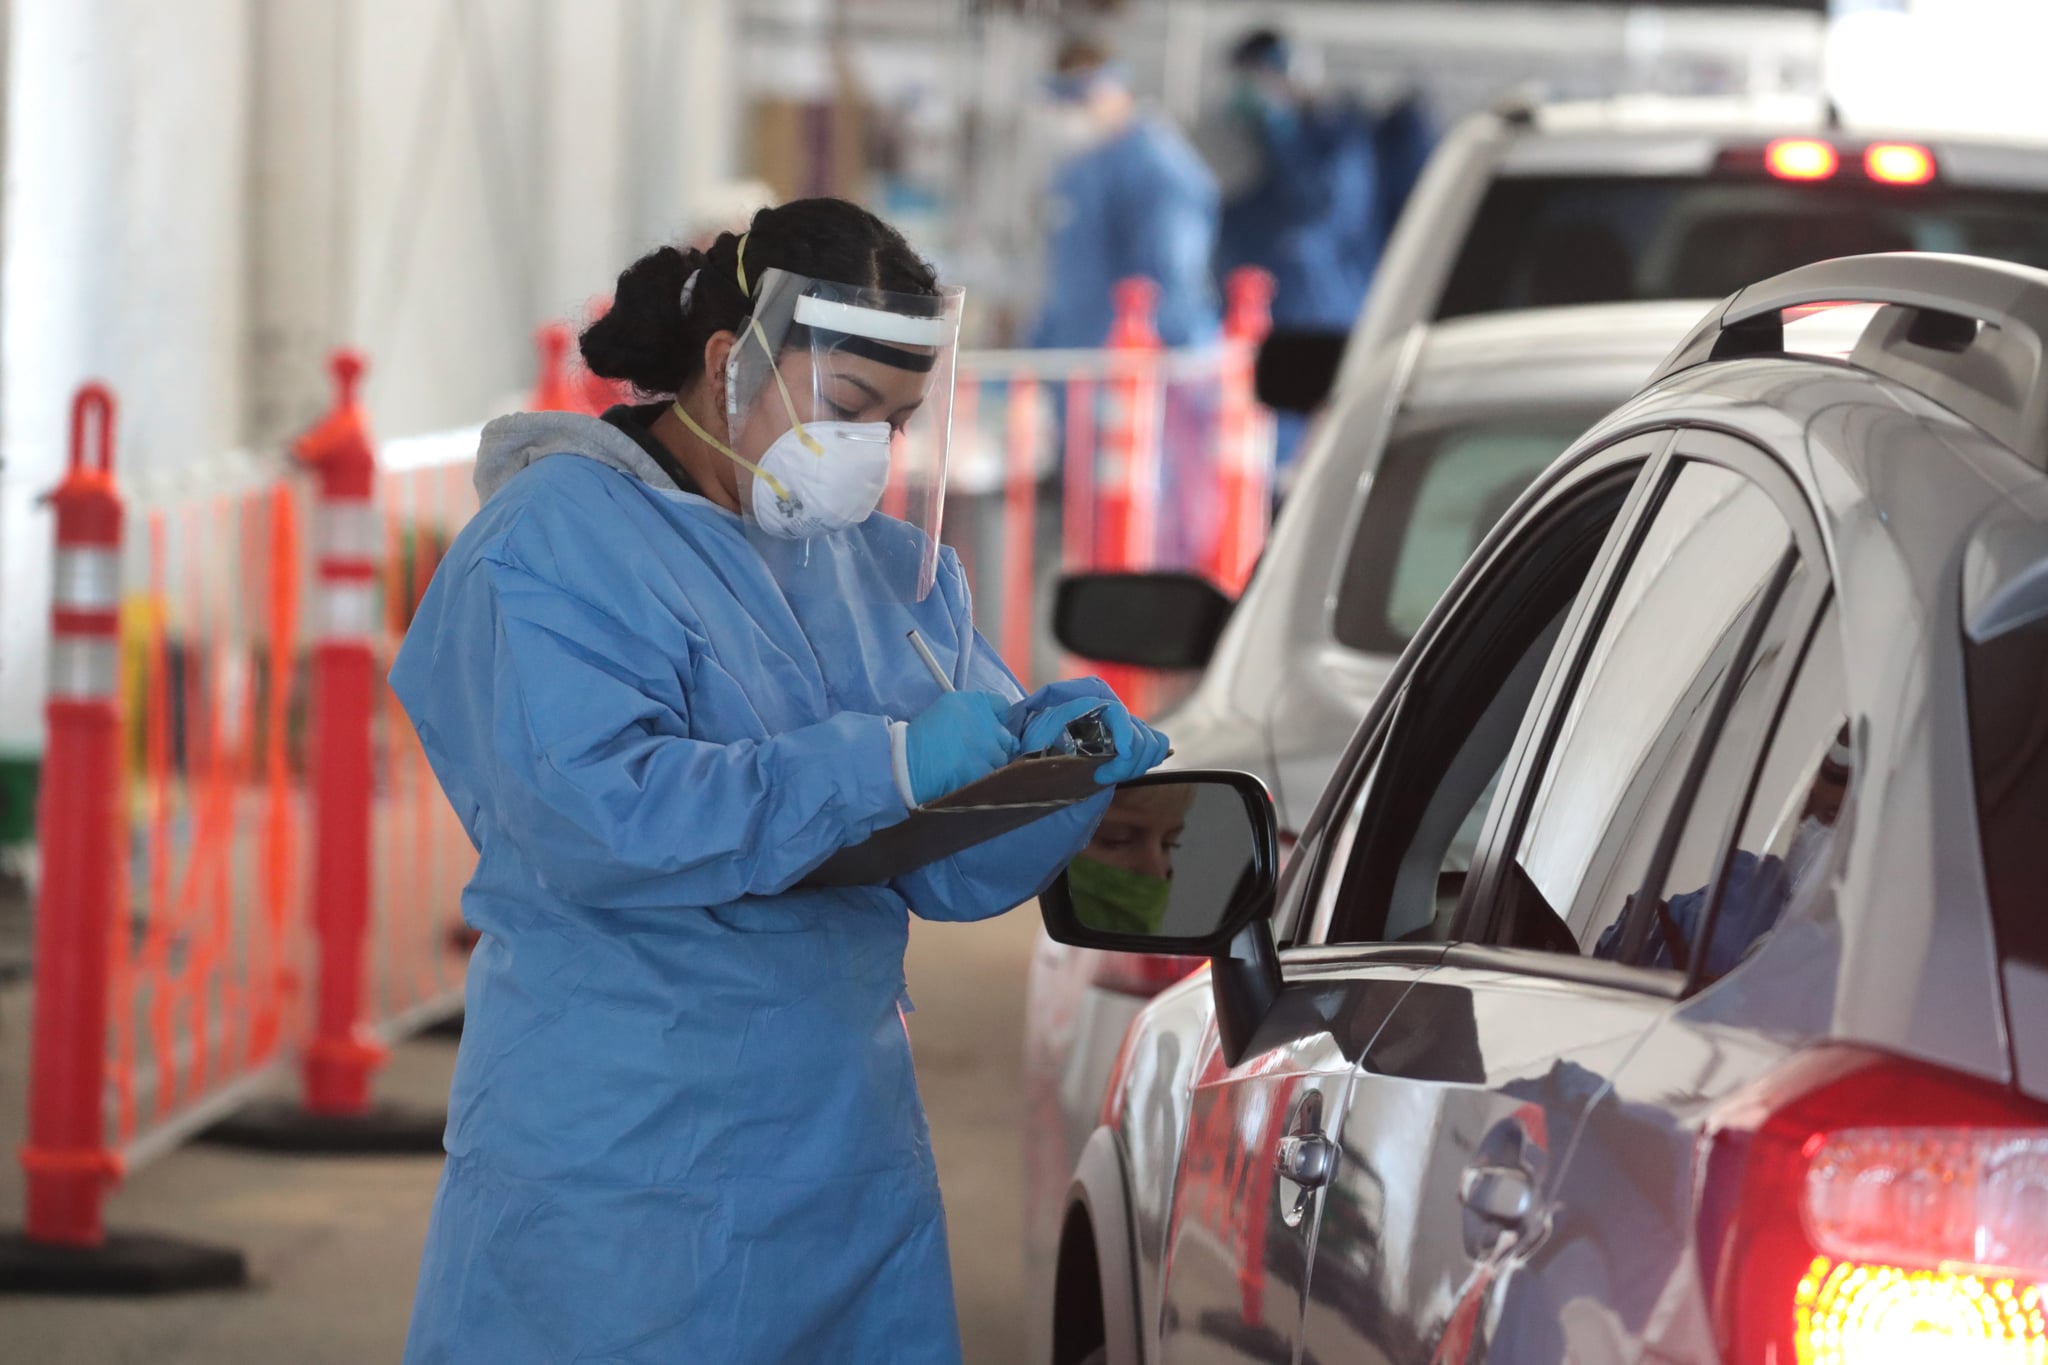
472,410,687,505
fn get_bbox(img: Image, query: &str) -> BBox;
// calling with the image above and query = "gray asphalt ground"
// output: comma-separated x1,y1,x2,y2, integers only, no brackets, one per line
0,907,1040,1364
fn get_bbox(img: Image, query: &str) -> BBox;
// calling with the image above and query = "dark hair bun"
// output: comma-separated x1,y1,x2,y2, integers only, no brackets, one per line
578,244,702,396
578,199,938,400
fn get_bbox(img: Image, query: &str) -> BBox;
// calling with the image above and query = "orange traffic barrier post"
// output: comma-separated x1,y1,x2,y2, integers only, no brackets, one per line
529,323,582,412
1095,279,1163,716
1001,375,1041,686
202,352,447,1156
1209,267,1277,597
0,384,247,1294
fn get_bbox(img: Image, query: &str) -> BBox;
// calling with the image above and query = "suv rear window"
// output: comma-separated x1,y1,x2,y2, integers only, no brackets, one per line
1439,176,2048,318
1966,617,2048,970
1333,412,1601,654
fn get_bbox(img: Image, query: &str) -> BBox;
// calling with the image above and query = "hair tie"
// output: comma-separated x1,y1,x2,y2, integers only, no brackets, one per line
735,232,752,297
678,268,702,316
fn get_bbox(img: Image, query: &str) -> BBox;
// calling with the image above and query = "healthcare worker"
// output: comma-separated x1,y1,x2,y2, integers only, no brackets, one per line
392,197,1168,1365
1029,36,1219,349
1212,29,1380,335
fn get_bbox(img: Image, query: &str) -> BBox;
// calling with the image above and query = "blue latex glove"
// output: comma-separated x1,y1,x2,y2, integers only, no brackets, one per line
1019,692,1171,785
905,691,1020,806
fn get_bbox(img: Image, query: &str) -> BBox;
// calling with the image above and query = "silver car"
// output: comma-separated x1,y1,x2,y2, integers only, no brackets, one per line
1344,93,2048,378
1021,300,1707,1359
1034,252,2048,1364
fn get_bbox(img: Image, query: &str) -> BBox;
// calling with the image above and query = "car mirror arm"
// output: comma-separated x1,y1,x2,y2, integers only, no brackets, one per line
1212,916,1282,1067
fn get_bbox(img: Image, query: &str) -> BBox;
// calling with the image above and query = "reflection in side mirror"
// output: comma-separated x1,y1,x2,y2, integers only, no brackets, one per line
1041,771,1278,956
1053,572,1234,671
1254,329,1349,415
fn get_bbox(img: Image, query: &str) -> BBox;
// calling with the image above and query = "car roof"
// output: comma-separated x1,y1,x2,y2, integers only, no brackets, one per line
1494,96,2048,189
1399,300,1715,416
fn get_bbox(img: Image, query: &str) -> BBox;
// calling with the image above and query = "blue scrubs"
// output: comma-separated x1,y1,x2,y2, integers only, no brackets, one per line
393,432,1107,1364
1031,115,1220,349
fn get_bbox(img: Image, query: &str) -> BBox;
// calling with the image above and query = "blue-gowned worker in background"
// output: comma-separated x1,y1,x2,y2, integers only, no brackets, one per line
1030,35,1220,349
1214,29,1380,334
391,198,1168,1365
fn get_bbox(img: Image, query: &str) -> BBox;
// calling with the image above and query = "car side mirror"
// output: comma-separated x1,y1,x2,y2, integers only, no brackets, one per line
1254,329,1349,414
1042,771,1285,1066
1053,572,1234,671
1041,771,1279,955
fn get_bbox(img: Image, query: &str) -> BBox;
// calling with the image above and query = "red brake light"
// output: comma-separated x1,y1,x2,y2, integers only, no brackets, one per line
1766,139,1841,182
1866,142,1937,186
1700,1048,2048,1364
1091,951,1205,998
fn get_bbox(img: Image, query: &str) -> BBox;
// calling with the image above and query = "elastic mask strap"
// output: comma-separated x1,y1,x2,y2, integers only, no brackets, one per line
670,400,792,505
734,232,824,459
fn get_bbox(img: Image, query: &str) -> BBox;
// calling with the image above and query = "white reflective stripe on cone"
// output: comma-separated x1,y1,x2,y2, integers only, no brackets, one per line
53,548,121,613
319,498,382,563
317,580,380,641
49,636,119,699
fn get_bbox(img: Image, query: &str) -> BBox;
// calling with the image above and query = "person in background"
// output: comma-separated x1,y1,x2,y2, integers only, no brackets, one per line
1209,28,1382,478
1029,35,1220,350
1372,87,1437,244
1214,28,1380,336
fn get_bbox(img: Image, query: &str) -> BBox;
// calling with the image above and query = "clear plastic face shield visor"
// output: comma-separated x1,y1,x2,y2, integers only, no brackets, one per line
674,262,964,603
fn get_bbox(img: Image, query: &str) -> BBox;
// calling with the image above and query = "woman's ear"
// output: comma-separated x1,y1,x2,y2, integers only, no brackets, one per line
704,331,737,415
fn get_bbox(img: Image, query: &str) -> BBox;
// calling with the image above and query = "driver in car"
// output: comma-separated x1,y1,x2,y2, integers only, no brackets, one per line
1067,782,1196,935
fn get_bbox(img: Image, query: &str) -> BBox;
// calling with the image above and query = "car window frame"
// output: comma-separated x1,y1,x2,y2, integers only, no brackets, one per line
1453,427,1834,989
1286,427,1679,952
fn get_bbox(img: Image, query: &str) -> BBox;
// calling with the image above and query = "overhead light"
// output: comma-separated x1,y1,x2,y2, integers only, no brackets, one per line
1866,142,1937,186
1767,138,1841,181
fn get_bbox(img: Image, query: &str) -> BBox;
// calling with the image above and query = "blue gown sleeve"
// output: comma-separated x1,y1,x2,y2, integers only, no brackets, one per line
1120,128,1222,348
477,556,911,910
888,565,1111,923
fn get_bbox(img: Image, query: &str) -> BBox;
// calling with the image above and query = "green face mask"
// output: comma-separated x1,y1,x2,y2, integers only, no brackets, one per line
1068,855,1172,937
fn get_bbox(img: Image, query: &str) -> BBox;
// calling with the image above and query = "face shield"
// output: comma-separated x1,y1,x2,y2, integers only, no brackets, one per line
673,255,963,603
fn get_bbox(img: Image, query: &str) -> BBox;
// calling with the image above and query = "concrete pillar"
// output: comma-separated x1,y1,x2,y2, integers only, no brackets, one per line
0,0,252,765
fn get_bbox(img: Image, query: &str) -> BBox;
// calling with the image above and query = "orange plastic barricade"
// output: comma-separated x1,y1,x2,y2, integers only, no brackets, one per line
941,268,1277,719
0,386,251,1291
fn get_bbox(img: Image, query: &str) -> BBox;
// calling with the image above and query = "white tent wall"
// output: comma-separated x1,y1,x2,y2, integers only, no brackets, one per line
0,0,738,768
0,0,252,759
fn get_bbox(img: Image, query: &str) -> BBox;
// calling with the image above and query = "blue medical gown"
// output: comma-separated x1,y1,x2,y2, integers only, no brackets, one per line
391,453,1109,1364
1031,115,1220,349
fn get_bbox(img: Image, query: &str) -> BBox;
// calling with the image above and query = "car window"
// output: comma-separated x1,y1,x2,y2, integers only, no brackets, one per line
1596,604,1845,976
1334,413,1603,655
1314,463,1644,948
1513,461,1799,955
1438,176,2048,318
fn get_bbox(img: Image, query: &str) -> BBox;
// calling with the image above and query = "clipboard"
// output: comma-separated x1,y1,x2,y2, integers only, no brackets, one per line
799,753,1108,888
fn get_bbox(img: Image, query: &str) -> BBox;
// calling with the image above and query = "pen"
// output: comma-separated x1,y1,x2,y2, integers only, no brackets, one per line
906,630,953,693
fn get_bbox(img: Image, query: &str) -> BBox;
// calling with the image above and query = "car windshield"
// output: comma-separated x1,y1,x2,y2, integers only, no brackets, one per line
1333,411,1603,655
1438,176,2048,317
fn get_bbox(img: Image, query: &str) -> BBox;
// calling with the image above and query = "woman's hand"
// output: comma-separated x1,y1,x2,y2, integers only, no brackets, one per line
904,691,1020,805
1017,687,1171,785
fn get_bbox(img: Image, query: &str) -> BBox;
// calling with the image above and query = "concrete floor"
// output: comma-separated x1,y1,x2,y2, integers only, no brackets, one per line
0,907,1043,1363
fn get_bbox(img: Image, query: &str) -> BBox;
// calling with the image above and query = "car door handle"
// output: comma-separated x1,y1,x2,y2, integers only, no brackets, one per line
1459,1163,1534,1226
1275,1132,1336,1189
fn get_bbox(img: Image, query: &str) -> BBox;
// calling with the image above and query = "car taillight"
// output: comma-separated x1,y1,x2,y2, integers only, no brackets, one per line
1091,951,1204,997
1767,138,1840,181
1699,1047,2048,1364
1865,142,1937,186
